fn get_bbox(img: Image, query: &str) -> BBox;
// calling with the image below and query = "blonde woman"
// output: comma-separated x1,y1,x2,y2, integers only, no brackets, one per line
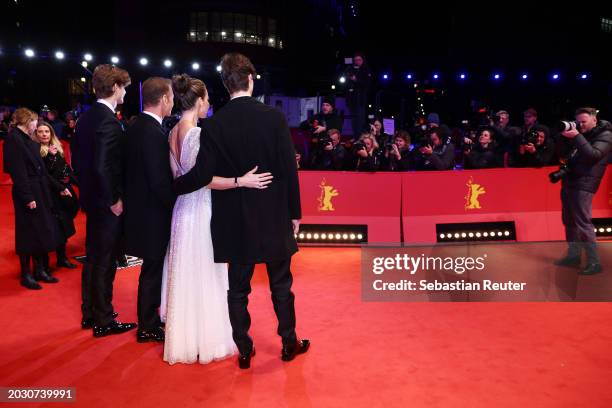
3,109,61,289
35,122,78,270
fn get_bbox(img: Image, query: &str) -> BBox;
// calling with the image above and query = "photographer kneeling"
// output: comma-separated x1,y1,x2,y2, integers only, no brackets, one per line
553,107,612,275
353,133,383,172
413,129,455,171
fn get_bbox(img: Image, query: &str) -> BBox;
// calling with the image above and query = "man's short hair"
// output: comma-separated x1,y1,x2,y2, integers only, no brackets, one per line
524,108,538,117
220,53,257,94
142,77,172,107
496,110,509,117
328,128,340,137
575,107,598,116
92,64,131,98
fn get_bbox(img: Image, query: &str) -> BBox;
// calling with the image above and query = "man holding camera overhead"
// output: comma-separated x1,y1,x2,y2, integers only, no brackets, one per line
553,107,612,275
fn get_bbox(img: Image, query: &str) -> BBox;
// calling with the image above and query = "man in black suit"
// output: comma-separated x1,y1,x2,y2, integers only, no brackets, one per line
72,64,136,337
124,78,176,342
174,53,309,369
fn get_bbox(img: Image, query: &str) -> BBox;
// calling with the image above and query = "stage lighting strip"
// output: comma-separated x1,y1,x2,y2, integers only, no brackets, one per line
438,230,512,240
294,232,364,242
594,226,612,235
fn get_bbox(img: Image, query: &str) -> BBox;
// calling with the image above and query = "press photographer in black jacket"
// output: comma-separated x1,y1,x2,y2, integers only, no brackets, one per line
553,107,612,275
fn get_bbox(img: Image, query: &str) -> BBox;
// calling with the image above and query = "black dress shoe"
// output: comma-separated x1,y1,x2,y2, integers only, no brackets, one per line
238,347,256,369
20,272,42,290
33,268,59,283
281,339,310,362
82,312,118,329
579,263,603,276
554,256,581,267
93,320,137,338
57,258,78,269
137,327,165,343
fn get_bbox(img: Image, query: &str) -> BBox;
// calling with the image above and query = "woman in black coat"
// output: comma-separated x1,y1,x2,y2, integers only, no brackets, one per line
3,109,62,289
35,122,78,269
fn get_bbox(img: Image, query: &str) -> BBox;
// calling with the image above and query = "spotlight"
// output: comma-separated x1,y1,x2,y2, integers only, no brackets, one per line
490,231,495,236
413,83,418,88
306,233,312,239
433,73,439,79
607,228,612,233
83,53,93,61
163,59,172,68
476,232,481,238
299,233,304,239
468,233,474,238
192,62,200,70
580,73,589,79
406,73,413,80
342,234,348,240
440,234,446,239
139,57,148,66
329,235,334,240
599,228,605,233
521,73,528,80
313,233,319,240
111,56,119,64
504,231,510,236
497,232,502,237
368,104,372,108
80,77,86,83
321,233,327,239
24,48,35,58
484,232,489,237
459,73,466,79
216,65,222,72
460,233,466,238
382,73,389,80
357,234,363,240
350,234,356,240
235,32,242,38
331,85,336,90
339,76,346,83
335,234,341,239
552,73,560,80
493,73,501,80
55,51,65,60
81,61,88,68
454,233,460,239
256,74,261,79
221,31,227,36
268,38,275,44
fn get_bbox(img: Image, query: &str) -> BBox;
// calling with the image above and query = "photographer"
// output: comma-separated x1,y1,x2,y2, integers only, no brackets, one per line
354,133,383,172
511,125,556,168
370,119,391,147
383,130,412,171
346,52,372,137
493,110,521,156
553,107,612,275
300,96,343,167
413,129,455,171
463,127,503,169
312,129,347,170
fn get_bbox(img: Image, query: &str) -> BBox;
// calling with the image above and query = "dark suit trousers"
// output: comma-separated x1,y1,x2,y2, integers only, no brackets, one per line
561,187,599,263
228,258,297,353
137,257,164,330
81,207,121,326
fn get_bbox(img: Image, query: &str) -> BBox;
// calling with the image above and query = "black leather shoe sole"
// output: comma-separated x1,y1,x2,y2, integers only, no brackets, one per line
93,322,137,338
136,330,165,343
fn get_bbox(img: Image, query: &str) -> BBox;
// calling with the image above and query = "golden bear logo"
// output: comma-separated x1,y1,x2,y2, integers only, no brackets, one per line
465,177,486,210
318,178,339,211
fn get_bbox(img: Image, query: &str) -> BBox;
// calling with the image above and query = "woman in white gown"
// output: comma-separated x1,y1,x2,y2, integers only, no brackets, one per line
160,74,273,365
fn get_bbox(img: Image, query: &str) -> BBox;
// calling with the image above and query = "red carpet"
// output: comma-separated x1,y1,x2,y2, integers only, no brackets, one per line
1,184,612,407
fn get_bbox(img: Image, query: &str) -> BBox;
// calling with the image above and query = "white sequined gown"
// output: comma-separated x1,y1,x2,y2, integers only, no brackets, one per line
160,126,237,365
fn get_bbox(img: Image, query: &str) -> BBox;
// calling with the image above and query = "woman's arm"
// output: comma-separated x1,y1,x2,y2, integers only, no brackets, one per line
207,166,273,191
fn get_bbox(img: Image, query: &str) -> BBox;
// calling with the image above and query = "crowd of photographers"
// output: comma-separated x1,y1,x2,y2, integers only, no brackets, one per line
298,99,612,173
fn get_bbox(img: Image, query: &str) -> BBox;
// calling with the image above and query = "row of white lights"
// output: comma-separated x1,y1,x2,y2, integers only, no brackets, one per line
21,49,261,78
294,232,364,241
594,227,612,233
440,231,512,240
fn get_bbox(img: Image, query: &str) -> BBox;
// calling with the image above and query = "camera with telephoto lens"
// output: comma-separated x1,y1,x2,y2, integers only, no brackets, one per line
558,121,578,132
549,164,571,183
319,135,333,150
520,128,539,145
353,141,366,152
